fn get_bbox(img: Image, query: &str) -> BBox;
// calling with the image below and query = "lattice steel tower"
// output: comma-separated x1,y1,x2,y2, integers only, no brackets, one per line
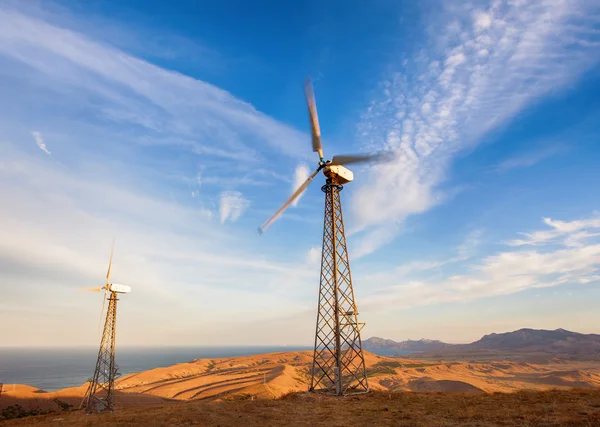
80,245,132,413
259,78,393,395
309,180,368,394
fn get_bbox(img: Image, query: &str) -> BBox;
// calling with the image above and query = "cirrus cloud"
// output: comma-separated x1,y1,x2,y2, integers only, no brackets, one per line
31,131,51,155
362,214,600,311
219,191,250,224
352,0,600,257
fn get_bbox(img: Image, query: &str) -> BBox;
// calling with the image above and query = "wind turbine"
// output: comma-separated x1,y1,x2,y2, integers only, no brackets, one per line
80,243,131,413
259,78,393,395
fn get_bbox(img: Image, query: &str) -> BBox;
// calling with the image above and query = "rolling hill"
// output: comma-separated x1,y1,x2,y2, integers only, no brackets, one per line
4,347,600,419
4,328,600,423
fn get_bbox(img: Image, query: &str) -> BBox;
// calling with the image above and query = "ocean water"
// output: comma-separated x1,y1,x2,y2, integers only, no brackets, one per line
0,346,311,391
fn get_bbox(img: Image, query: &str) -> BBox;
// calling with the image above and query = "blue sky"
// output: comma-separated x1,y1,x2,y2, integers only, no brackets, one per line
1,0,599,346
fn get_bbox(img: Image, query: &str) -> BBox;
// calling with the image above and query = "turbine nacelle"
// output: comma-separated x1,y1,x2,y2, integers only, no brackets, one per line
109,283,131,294
323,164,353,185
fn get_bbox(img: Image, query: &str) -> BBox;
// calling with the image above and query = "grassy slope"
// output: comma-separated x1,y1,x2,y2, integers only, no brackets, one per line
4,390,600,427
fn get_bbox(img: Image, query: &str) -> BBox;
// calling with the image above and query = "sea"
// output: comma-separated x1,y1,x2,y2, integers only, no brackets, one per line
0,346,311,392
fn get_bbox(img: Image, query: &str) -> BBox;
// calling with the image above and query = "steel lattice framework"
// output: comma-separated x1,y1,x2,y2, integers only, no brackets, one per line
309,181,369,395
81,292,120,413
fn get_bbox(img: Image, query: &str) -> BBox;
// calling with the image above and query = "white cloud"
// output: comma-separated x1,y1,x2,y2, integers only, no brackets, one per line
352,224,401,259
219,191,250,224
306,246,321,264
0,144,316,346
545,217,600,234
456,229,483,260
0,4,318,346
31,131,51,155
494,145,563,172
352,0,600,256
507,216,600,247
362,215,600,311
0,6,306,162
291,163,310,207
473,11,492,32
359,229,482,282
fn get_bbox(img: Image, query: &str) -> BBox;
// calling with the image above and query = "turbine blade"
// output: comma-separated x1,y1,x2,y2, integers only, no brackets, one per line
330,151,395,166
98,289,108,331
304,78,324,160
106,239,114,285
81,287,103,292
259,167,320,234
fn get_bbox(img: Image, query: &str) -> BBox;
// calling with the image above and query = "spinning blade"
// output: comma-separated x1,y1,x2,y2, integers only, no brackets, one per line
259,167,321,234
98,240,114,330
98,289,108,331
106,240,114,286
305,79,324,160
331,151,394,166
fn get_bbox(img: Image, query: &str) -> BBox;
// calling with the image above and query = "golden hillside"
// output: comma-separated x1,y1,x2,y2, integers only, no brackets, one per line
3,350,600,423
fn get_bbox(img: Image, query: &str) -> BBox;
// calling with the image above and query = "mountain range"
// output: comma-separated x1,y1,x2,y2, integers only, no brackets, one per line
363,328,600,357
362,337,452,354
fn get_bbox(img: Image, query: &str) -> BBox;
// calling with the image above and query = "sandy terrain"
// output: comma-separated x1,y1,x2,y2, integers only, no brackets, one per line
3,350,600,419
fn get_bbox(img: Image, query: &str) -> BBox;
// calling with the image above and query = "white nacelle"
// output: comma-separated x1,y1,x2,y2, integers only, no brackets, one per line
324,165,354,184
109,283,131,293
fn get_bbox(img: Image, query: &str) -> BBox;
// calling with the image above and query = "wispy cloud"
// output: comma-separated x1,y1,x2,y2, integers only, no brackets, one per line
352,0,600,256
456,229,483,260
291,163,310,207
362,215,600,311
31,131,51,155
306,246,321,264
360,229,483,282
0,5,306,164
494,145,564,172
219,191,250,224
507,216,600,247
0,142,317,345
0,3,317,346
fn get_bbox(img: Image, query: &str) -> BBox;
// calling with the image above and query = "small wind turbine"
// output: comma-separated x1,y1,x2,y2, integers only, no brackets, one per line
80,242,131,413
258,78,393,395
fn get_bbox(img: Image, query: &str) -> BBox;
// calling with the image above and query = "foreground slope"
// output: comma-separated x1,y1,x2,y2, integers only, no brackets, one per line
4,390,600,426
4,349,600,416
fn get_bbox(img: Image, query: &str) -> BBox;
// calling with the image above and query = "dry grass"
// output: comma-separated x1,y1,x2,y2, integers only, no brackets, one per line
4,389,600,426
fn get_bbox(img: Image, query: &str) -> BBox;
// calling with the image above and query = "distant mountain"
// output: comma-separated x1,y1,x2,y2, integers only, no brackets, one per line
363,337,453,354
364,329,600,357
466,328,600,354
